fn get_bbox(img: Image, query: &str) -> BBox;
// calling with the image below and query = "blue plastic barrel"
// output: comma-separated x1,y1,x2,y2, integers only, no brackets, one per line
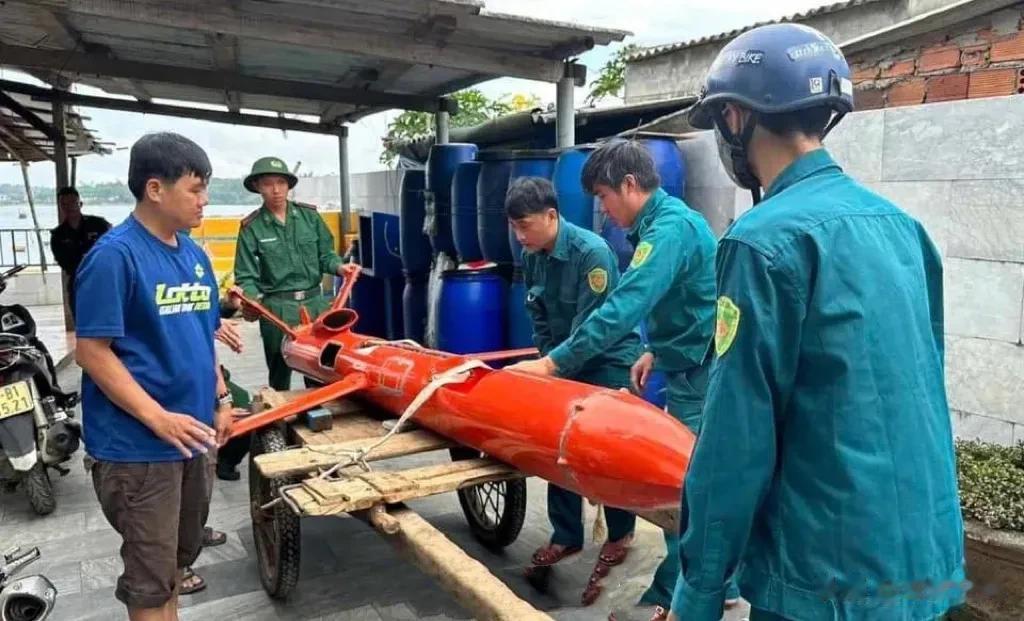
399,170,431,274
506,276,533,349
553,145,597,230
638,135,686,200
452,161,484,263
350,273,386,338
438,267,507,354
507,153,557,266
476,158,514,265
402,273,429,344
426,143,477,259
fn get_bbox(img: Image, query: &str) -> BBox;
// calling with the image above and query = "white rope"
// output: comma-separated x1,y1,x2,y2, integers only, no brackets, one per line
315,357,491,481
591,501,608,543
264,353,490,513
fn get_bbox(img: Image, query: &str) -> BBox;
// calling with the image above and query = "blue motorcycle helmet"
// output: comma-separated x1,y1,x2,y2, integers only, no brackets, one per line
689,23,855,201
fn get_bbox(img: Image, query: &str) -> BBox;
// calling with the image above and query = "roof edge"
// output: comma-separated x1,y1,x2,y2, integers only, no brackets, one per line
624,0,887,62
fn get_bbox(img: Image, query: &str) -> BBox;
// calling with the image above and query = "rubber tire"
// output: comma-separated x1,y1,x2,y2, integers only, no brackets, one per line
249,426,301,599
24,462,56,516
449,447,527,550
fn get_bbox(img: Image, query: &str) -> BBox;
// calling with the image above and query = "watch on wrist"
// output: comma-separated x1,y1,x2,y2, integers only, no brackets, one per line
217,390,233,409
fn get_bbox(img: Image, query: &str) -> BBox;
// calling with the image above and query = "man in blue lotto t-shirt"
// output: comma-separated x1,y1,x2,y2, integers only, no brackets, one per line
74,132,234,621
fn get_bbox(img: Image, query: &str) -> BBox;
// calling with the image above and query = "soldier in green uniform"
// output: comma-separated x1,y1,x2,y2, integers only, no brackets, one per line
233,156,347,390
669,24,965,621
505,176,645,606
507,140,737,621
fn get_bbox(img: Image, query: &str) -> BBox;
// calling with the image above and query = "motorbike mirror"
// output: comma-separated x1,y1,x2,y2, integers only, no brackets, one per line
0,575,57,621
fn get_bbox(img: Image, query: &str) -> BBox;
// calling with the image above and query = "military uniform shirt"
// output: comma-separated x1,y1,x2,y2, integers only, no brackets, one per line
673,149,965,621
548,189,717,383
233,201,343,298
521,217,642,383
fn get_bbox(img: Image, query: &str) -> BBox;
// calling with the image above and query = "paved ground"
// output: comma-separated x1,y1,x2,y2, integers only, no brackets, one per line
1,318,751,621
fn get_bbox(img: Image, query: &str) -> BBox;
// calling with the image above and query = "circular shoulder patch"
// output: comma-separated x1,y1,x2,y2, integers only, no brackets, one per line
715,296,741,357
630,241,653,268
587,267,608,294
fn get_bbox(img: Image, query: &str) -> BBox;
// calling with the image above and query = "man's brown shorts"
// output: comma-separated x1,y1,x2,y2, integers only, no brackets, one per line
91,455,211,609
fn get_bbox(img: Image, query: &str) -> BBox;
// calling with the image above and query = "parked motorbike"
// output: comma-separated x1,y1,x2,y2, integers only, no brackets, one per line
0,265,81,515
0,546,57,621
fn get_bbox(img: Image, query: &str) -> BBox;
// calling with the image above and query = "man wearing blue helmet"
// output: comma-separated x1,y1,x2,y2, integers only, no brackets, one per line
669,23,966,621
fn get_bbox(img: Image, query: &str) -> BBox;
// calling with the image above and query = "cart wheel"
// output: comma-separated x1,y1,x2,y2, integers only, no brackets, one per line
450,447,526,550
249,426,301,599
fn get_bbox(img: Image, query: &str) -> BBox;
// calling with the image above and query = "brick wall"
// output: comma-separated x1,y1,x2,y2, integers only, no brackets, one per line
850,4,1024,108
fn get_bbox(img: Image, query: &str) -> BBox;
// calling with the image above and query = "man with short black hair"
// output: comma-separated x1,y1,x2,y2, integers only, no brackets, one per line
506,176,644,606
507,139,732,621
74,132,233,621
49,186,111,318
670,23,965,621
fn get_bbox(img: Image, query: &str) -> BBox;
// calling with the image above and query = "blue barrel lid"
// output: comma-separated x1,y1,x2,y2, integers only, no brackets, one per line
441,265,503,278
429,141,479,151
476,147,563,162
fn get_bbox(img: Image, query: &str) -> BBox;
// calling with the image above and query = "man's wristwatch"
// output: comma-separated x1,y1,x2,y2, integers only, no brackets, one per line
217,390,233,409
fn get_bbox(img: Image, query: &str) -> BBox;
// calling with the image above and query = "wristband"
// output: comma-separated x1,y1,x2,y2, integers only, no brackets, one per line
217,391,233,408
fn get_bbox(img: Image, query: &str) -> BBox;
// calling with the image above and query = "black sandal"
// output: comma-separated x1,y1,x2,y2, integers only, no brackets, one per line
180,567,206,595
202,527,227,547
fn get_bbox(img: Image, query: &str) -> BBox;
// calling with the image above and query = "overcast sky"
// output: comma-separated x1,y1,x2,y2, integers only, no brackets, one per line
0,0,828,189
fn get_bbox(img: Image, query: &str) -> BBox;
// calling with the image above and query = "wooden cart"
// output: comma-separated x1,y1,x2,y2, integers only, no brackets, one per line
244,388,553,620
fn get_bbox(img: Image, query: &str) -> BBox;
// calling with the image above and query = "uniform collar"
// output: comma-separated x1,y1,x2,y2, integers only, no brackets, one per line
547,216,570,261
628,187,666,237
261,201,291,224
763,148,841,200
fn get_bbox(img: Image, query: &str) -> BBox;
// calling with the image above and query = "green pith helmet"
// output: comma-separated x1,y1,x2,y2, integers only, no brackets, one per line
243,156,298,193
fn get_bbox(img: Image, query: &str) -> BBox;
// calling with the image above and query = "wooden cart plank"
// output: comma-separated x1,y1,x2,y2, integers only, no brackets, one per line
255,430,457,478
284,458,520,516
292,411,389,446
364,507,553,621
250,388,388,447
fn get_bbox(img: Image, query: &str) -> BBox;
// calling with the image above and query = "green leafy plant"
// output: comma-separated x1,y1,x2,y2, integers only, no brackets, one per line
586,43,639,105
379,89,541,166
955,439,1024,532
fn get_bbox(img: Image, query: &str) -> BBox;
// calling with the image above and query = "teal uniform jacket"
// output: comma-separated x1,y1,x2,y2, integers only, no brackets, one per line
522,216,642,386
672,149,966,621
548,188,717,427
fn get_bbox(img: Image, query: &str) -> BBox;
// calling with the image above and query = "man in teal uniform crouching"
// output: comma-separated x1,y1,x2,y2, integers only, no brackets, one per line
506,176,645,606
507,140,738,621
669,23,967,621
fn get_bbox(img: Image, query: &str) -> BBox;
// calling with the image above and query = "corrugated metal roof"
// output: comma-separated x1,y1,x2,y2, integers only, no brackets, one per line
0,93,109,163
625,0,887,62
0,0,629,125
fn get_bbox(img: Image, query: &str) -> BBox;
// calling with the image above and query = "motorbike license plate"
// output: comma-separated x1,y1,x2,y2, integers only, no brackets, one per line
0,381,34,420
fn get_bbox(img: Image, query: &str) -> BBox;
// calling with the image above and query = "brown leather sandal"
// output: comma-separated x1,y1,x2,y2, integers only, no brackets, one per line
581,535,634,606
598,534,633,565
608,607,669,621
529,543,582,567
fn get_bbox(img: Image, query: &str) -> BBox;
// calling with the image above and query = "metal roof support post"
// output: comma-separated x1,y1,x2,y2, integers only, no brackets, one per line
51,99,69,190
556,62,575,148
70,156,77,187
435,98,450,145
19,161,47,272
337,126,351,245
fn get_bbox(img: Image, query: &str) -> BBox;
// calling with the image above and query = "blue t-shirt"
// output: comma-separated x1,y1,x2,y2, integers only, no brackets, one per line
75,215,220,462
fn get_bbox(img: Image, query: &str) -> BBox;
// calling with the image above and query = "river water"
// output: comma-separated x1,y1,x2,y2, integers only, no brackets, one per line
2,203,258,267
